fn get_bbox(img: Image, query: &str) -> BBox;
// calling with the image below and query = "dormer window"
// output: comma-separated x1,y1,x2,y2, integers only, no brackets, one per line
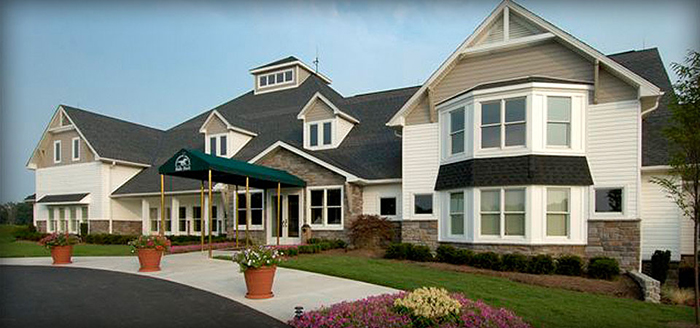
258,69,294,88
308,121,333,148
208,134,228,157
298,93,358,150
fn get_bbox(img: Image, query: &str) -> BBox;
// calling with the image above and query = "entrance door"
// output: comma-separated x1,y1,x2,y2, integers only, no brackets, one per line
269,191,302,245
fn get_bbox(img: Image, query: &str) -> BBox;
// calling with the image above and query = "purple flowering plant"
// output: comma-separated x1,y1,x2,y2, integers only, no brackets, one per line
289,290,531,328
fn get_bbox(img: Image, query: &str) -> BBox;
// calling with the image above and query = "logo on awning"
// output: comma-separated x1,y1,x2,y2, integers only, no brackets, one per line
175,154,191,172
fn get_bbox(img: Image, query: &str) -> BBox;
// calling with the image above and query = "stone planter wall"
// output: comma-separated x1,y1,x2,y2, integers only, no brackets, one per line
586,219,641,271
628,271,661,303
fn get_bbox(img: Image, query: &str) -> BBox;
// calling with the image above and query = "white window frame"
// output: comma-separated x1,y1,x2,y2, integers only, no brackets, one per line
478,188,526,239
592,186,626,217
479,97,527,150
258,68,295,89
546,96,572,148
448,191,465,237
192,206,202,232
53,140,61,163
305,119,336,150
48,207,56,231
307,186,344,230
236,190,265,230
178,206,188,233
69,207,78,233
449,107,465,156
71,137,80,161
206,133,229,157
412,193,434,217
546,187,570,238
149,207,160,232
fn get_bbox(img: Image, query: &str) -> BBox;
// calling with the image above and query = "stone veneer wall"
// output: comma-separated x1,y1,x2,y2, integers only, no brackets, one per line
112,221,142,235
401,220,438,249
443,243,586,257
253,148,363,243
89,220,110,234
586,219,641,271
36,220,47,233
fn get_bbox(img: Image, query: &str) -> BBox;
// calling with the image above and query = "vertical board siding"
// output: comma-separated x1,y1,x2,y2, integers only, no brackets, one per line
402,123,440,220
587,100,639,219
641,173,683,261
434,41,594,105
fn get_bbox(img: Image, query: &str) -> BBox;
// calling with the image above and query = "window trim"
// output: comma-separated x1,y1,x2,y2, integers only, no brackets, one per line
478,188,527,239
71,137,80,161
479,97,527,150
412,193,434,217
592,186,626,217
378,196,398,218
546,187,570,238
236,190,265,230
257,68,295,89
307,185,344,230
546,96,572,148
53,140,61,163
306,119,336,150
206,133,229,157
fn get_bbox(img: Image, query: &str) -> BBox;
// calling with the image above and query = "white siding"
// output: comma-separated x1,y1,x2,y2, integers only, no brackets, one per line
681,216,694,256
362,184,402,219
402,123,440,220
641,172,684,261
112,198,141,221
587,100,640,220
336,117,355,146
35,162,105,221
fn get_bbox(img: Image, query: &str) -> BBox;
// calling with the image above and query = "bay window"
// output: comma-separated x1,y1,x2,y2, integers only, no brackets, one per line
547,96,571,147
69,207,78,232
547,188,569,236
479,188,525,237
449,192,464,235
48,207,56,231
309,187,343,227
480,97,526,149
450,108,465,155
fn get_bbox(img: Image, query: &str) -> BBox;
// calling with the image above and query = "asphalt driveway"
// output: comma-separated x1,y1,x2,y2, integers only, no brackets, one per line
0,265,290,328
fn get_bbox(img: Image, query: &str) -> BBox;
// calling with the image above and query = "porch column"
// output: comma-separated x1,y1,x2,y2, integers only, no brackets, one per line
171,197,179,235
141,199,149,235
160,174,165,236
234,185,239,247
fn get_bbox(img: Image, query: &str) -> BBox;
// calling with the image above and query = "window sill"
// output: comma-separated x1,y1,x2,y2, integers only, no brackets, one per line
309,224,344,231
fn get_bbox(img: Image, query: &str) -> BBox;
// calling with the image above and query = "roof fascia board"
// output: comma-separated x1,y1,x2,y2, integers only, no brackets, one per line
198,110,258,137
47,125,76,133
386,1,508,127
459,32,554,58
111,189,204,198
354,178,402,185
250,60,333,84
98,157,151,168
248,141,359,181
507,1,661,97
297,93,360,124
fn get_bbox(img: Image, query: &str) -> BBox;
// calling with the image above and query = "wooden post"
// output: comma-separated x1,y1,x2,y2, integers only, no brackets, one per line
160,174,165,236
200,181,204,252
277,182,281,246
208,170,213,258
234,185,239,248
245,177,250,246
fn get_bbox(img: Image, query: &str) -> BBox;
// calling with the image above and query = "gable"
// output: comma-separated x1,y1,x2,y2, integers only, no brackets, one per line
34,128,96,169
202,113,228,134
254,147,346,186
306,100,335,121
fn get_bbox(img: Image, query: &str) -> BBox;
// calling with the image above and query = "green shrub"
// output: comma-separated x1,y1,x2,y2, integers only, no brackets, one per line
318,242,332,251
455,249,473,265
528,255,555,274
501,253,528,272
408,245,433,262
472,252,501,271
282,247,299,256
385,243,413,260
79,223,88,237
587,257,620,280
298,245,315,254
12,225,47,241
331,239,347,249
678,265,694,289
348,214,394,248
651,250,672,284
555,255,584,276
307,238,322,245
436,245,457,263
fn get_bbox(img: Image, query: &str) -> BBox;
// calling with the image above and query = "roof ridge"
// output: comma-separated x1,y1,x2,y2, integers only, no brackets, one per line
61,104,165,133
349,85,421,99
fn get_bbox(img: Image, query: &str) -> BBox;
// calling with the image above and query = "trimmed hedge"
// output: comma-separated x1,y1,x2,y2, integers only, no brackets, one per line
587,257,620,280
501,253,528,272
472,252,501,271
307,238,347,249
408,245,433,262
555,255,584,276
678,265,694,289
528,255,555,274
385,243,433,262
12,225,47,242
650,250,671,284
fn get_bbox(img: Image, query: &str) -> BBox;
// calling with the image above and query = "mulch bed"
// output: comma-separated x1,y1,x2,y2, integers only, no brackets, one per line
319,248,642,300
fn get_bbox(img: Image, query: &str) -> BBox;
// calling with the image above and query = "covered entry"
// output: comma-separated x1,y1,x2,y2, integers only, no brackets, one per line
158,149,306,256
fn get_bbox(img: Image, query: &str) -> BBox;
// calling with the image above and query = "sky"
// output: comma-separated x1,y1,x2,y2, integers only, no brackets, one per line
1,0,698,203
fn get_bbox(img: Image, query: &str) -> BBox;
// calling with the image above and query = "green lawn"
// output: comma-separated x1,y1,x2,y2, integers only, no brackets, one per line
280,254,694,328
0,225,132,257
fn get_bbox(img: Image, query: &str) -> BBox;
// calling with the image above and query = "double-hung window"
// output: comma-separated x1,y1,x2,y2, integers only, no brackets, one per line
150,208,159,232
69,207,78,232
179,207,187,232
309,187,343,227
71,137,80,161
165,207,172,232
481,98,526,149
208,135,228,157
193,206,202,232
450,108,465,155
237,192,263,226
480,188,525,237
59,207,66,231
547,96,571,147
54,140,61,163
449,192,464,236
308,121,332,148
547,188,569,236
48,207,56,231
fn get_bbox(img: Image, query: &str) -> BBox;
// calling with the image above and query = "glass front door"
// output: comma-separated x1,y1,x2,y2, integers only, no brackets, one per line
268,191,302,245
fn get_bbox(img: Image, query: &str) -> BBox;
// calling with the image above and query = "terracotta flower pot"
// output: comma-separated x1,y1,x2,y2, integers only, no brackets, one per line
243,265,276,299
137,248,163,272
50,245,73,265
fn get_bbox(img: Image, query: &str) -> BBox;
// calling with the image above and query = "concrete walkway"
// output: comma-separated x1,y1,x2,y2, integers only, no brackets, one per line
0,252,398,322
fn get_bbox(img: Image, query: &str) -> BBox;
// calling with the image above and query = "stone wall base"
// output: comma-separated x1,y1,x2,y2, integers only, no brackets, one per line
227,229,266,246
441,243,585,257
112,221,141,235
586,219,641,271
400,220,438,249
36,220,47,233
89,220,110,234
310,230,348,242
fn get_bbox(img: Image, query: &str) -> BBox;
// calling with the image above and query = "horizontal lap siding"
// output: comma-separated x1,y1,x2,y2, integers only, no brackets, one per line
306,101,335,121
402,124,440,220
587,100,639,219
641,173,683,260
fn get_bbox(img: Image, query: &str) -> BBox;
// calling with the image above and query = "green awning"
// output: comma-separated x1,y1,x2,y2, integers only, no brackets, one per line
158,149,305,189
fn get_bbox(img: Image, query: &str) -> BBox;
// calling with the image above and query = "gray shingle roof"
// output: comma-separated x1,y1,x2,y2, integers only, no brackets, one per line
37,193,89,203
251,56,301,71
608,48,674,166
